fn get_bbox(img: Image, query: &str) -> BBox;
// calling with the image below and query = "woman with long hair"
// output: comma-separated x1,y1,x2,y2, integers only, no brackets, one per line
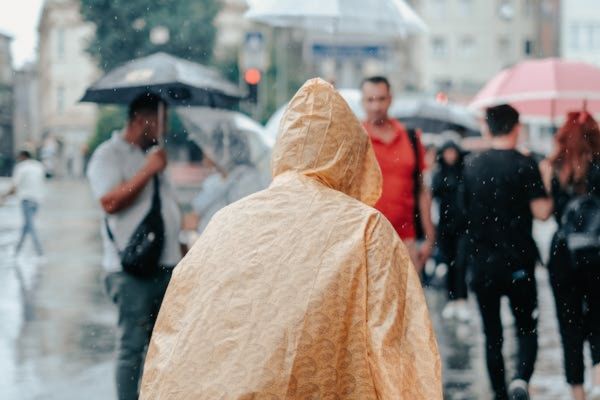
541,111,600,400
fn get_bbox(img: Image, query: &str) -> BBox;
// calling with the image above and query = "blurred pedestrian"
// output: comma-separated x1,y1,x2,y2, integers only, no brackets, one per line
462,104,553,400
361,76,435,273
1,150,45,256
192,129,269,235
541,111,600,400
141,78,442,400
431,140,469,321
86,93,182,400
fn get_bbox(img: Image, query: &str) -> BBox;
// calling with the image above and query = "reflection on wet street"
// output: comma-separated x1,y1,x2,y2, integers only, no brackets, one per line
0,179,115,400
0,180,577,399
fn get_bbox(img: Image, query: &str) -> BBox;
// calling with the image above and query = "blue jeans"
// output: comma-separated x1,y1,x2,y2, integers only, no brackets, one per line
16,199,43,255
105,268,172,400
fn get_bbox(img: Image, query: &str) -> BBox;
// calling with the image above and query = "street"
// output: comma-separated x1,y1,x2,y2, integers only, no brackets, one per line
0,179,582,399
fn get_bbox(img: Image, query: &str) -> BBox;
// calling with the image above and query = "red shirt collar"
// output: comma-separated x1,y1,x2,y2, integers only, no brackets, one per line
364,118,407,144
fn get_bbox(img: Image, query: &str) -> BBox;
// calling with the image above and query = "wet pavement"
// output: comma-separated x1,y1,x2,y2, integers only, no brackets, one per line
0,179,115,400
0,179,578,399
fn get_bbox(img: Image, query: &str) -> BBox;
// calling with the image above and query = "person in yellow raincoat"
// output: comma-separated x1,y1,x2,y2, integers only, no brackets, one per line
140,78,442,399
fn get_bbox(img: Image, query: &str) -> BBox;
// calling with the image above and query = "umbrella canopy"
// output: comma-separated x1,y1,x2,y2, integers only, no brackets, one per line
245,0,427,37
176,107,272,176
265,89,480,143
469,58,600,122
392,98,480,136
81,52,244,108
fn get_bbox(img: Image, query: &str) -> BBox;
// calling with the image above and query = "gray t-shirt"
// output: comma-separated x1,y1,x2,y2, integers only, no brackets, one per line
87,133,182,272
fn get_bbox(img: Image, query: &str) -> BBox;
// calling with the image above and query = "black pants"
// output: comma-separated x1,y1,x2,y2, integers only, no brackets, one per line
473,271,538,400
548,236,600,385
438,230,468,300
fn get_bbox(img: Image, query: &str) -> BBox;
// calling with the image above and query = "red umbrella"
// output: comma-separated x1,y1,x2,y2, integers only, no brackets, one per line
469,58,600,123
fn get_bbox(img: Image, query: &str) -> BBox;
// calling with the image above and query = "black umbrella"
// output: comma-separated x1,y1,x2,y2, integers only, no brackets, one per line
80,52,244,108
391,98,480,137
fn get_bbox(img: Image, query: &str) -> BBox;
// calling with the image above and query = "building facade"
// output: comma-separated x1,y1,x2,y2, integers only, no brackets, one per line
411,0,559,98
38,0,99,177
560,0,600,66
13,62,41,154
0,32,13,176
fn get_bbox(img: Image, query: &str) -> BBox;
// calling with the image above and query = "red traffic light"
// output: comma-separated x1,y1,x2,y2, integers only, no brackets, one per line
244,68,262,85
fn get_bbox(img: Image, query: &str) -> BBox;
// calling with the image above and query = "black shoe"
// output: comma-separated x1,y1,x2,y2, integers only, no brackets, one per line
508,379,530,400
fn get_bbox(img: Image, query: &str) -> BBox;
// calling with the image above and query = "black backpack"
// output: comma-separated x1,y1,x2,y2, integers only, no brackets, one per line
560,194,600,268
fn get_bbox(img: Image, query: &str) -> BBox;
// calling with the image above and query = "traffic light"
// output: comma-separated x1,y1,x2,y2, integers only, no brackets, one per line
244,68,262,103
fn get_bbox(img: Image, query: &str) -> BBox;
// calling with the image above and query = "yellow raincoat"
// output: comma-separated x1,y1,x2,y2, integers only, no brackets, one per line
141,78,442,399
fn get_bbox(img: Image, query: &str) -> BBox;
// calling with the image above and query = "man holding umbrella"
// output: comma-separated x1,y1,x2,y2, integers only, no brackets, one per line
86,93,182,400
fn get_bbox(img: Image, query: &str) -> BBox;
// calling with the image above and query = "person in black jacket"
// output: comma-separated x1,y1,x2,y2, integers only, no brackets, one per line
431,140,469,321
540,111,600,400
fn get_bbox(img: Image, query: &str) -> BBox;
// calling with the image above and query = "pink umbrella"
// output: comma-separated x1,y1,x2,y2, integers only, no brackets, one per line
469,58,600,122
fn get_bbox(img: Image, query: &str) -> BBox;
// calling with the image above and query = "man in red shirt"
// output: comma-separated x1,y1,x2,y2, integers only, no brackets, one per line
361,76,435,272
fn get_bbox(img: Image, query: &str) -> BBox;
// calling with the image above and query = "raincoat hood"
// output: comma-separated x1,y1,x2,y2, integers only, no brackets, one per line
272,78,382,206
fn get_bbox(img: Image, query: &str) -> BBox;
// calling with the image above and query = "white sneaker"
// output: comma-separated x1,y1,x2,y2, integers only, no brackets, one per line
589,386,600,400
508,379,530,400
442,301,456,320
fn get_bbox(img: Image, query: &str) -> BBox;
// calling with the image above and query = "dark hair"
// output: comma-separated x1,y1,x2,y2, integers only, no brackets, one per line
485,104,519,136
361,76,391,91
18,150,32,159
128,93,166,121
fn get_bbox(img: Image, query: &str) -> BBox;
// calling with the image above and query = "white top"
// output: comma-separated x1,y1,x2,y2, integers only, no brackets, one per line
193,164,268,233
86,133,182,272
13,159,46,203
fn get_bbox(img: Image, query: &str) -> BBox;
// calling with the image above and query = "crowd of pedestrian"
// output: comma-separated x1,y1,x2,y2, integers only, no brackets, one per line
82,77,600,400
5,72,600,400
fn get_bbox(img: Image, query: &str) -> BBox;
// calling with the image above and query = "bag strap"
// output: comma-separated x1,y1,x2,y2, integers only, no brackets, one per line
105,174,160,250
406,128,422,195
406,128,425,239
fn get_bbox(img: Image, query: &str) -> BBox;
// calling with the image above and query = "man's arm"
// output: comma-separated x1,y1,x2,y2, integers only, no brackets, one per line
100,149,167,214
527,157,553,221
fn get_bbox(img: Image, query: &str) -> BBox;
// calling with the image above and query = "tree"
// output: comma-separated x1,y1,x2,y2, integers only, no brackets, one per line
80,0,221,71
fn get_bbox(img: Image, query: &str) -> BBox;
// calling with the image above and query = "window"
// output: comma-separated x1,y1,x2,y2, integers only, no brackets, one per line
570,24,580,50
459,36,476,57
498,0,515,21
434,79,452,92
432,37,448,57
587,24,595,50
523,0,534,17
57,28,65,59
498,36,512,59
458,0,473,17
524,39,534,56
57,86,65,114
431,0,446,19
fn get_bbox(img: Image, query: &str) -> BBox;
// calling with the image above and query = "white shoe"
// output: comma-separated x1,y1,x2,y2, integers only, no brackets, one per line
508,379,530,400
589,386,600,400
442,301,456,320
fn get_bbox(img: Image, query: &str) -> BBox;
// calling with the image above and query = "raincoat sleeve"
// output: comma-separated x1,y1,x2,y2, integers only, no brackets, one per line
365,214,442,399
